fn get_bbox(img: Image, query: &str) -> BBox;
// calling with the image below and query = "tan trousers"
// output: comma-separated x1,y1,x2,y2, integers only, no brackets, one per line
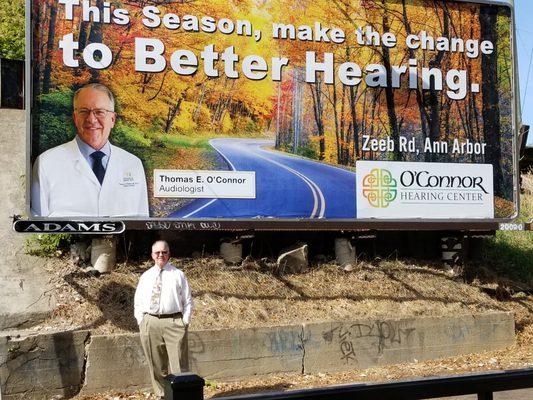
139,314,187,396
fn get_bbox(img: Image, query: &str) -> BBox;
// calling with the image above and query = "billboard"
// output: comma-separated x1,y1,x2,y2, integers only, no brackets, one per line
28,0,518,225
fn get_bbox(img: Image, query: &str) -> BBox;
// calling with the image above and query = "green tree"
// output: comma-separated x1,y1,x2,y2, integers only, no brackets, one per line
0,0,25,60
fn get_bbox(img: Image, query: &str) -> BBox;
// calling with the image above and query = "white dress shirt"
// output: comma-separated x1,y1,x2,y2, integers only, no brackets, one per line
134,263,192,325
75,135,111,170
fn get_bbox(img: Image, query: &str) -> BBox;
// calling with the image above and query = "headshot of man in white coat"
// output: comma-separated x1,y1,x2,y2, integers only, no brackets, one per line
31,83,149,217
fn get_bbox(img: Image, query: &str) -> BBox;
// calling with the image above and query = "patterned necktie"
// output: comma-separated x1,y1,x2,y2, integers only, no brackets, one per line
149,269,163,314
90,151,105,184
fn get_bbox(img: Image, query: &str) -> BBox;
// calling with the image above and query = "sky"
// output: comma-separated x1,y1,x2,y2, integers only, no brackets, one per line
515,0,533,145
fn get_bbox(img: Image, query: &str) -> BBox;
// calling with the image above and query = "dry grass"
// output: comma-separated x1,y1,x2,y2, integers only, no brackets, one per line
187,260,509,330
521,172,533,224
32,257,531,339
523,172,533,196
521,172,533,218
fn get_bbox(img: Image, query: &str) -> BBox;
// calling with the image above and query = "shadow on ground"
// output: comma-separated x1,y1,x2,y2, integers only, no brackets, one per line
64,272,137,331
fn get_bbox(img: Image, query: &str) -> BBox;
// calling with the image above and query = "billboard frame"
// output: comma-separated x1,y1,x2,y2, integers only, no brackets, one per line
23,0,522,232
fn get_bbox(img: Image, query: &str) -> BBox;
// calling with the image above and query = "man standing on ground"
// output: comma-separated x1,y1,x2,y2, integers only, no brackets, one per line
134,240,193,398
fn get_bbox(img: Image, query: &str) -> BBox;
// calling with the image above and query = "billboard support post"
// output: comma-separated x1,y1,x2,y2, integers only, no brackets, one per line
220,239,243,264
90,236,117,273
440,235,464,275
334,237,356,270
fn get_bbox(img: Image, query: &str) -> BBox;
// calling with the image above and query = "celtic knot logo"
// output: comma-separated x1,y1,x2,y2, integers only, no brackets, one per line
362,169,397,208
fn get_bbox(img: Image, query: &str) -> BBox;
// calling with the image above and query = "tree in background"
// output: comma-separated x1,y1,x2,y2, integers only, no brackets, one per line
0,0,25,60
480,4,503,198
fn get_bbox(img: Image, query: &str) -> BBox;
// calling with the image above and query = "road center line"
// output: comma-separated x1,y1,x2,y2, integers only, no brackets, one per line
251,148,325,218
182,199,218,218
179,138,326,219
252,142,326,218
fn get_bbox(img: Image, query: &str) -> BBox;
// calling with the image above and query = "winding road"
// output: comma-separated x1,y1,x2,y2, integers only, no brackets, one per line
168,138,357,219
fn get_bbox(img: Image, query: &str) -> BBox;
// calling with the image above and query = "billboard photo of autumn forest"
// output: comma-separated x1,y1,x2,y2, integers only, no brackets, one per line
30,0,517,219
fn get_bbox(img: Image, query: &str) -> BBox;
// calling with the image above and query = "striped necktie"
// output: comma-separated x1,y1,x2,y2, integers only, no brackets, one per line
149,269,163,314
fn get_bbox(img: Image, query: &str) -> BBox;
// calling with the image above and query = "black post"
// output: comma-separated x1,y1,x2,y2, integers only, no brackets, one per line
164,373,205,400
477,392,494,400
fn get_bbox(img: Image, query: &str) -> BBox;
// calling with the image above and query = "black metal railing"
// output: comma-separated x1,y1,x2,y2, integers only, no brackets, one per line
165,368,533,400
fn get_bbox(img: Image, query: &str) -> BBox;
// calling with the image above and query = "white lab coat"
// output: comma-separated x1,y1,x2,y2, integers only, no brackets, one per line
31,139,149,217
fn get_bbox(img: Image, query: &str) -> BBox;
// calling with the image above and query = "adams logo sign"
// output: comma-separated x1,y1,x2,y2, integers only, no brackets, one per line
356,161,494,219
13,220,125,234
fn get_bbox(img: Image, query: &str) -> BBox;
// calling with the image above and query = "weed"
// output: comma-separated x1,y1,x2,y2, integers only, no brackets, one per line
25,234,76,257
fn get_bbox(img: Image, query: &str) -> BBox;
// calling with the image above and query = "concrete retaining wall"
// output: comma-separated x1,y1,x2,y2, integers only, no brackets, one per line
188,325,304,379
0,330,89,399
304,313,515,373
0,312,515,399
82,334,150,394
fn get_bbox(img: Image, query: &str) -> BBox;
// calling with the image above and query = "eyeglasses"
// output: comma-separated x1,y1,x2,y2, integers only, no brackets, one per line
75,108,115,119
153,251,168,255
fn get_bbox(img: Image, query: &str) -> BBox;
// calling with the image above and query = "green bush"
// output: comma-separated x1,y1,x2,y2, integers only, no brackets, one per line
33,90,76,155
0,0,25,59
479,183,533,287
25,234,76,257
481,232,533,287
111,121,152,153
39,90,73,114
280,143,320,160
295,145,319,160
160,135,209,149
34,112,76,153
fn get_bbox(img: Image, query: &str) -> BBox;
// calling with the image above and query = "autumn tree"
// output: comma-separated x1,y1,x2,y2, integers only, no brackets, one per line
480,4,502,197
0,0,25,60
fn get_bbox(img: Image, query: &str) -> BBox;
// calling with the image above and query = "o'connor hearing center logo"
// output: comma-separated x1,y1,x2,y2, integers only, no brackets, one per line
356,161,494,219
362,169,397,208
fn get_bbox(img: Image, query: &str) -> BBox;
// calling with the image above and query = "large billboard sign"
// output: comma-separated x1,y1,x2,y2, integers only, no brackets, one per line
27,0,518,226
